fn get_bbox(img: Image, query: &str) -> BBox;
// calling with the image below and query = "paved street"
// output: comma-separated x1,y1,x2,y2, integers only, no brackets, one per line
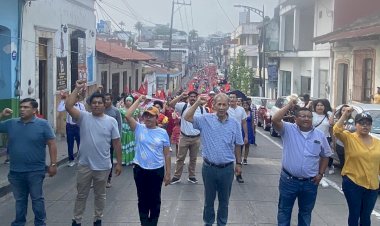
1,128,380,226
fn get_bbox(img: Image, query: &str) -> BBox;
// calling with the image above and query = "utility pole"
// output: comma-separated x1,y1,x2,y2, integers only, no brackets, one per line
167,0,191,90
233,4,266,97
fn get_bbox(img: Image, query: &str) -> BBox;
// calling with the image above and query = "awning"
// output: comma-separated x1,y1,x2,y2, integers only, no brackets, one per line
314,25,380,44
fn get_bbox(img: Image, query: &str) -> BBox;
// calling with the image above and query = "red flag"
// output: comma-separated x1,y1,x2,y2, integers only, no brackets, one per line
138,82,147,95
225,83,230,92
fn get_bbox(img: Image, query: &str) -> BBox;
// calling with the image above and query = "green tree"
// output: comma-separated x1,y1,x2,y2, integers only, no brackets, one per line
134,21,143,41
229,49,255,95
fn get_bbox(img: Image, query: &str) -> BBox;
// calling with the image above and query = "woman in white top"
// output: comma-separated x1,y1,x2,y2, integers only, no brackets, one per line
312,99,334,177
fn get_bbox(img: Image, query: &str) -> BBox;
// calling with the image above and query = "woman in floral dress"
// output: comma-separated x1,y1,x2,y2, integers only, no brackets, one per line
119,96,140,165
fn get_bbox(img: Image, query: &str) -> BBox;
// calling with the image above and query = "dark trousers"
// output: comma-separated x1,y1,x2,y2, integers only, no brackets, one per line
342,176,378,226
133,164,164,226
8,170,46,226
108,145,114,182
336,144,345,169
202,162,234,226
277,171,318,226
66,124,80,161
327,137,333,168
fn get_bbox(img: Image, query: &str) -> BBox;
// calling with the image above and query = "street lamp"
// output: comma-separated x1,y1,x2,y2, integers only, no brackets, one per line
234,4,266,97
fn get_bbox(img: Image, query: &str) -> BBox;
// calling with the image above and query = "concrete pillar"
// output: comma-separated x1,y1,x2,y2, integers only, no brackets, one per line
279,15,285,51
293,8,300,51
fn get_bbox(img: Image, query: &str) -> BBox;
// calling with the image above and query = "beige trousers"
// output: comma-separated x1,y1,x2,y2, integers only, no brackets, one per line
73,164,110,223
173,134,201,178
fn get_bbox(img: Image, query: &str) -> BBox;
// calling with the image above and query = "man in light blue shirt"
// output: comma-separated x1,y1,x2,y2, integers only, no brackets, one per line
272,98,332,226
184,93,243,226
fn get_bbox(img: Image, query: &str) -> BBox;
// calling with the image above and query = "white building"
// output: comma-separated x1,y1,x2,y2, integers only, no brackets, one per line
276,0,334,100
20,0,96,130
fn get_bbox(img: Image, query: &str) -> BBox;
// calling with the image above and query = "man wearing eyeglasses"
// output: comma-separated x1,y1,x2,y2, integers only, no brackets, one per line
0,98,57,226
272,98,332,226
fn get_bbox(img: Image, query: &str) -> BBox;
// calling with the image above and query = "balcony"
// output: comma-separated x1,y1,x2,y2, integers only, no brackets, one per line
231,23,260,39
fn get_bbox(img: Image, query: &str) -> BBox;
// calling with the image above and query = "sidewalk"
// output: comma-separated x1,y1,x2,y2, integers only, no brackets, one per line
0,135,72,197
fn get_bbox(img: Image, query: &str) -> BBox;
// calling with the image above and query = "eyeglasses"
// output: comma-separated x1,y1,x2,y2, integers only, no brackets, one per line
357,121,372,126
297,115,313,119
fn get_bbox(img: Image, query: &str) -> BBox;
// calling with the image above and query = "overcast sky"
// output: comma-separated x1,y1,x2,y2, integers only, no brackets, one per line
96,0,279,36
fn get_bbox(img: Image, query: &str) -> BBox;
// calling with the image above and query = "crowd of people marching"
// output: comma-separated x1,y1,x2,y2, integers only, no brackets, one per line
0,64,379,226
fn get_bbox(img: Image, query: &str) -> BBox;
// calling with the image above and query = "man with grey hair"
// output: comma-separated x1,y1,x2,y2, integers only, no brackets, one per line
184,93,244,226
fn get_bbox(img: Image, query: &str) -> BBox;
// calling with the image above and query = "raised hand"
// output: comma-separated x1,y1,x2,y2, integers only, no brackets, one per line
1,108,13,117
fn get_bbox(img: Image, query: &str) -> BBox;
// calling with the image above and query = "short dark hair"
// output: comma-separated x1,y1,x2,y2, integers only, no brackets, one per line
295,107,312,117
20,98,38,108
153,100,163,109
188,91,198,97
89,92,105,104
104,93,113,100
337,104,350,118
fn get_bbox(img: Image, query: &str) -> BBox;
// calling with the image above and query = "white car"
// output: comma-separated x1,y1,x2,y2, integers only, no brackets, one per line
334,103,380,140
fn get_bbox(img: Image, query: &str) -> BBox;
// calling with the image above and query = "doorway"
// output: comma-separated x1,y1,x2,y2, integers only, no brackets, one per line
38,38,48,118
70,30,86,91
112,72,120,98
336,63,348,105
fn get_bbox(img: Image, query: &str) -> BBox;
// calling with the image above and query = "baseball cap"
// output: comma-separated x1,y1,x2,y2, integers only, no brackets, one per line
143,106,160,116
354,112,372,124
209,91,216,95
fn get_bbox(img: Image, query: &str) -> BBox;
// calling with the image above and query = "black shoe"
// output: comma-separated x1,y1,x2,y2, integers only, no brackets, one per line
170,177,181,185
94,219,101,226
242,159,248,165
187,177,198,184
236,175,244,183
72,220,81,226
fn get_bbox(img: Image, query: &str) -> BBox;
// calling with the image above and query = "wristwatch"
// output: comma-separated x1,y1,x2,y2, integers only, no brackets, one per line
50,163,57,167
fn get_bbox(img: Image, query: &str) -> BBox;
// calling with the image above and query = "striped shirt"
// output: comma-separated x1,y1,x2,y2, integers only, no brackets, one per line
193,114,244,164
279,122,332,178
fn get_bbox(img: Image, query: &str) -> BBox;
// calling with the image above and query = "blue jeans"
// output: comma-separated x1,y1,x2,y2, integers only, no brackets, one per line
66,123,80,161
342,176,378,226
202,162,234,226
8,170,46,226
277,171,318,226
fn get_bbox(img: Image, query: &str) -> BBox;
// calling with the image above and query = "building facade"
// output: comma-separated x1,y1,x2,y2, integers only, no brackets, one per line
19,0,96,129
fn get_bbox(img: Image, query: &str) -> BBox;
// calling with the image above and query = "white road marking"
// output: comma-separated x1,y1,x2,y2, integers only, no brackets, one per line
257,128,380,220
256,129,283,149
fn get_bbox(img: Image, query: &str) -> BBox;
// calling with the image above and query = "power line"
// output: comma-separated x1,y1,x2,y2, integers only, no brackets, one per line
190,0,194,30
183,1,190,33
215,0,236,30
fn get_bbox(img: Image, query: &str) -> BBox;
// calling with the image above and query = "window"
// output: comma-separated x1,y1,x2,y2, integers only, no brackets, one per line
135,69,139,90
363,58,373,102
123,71,128,93
101,71,108,92
281,71,291,96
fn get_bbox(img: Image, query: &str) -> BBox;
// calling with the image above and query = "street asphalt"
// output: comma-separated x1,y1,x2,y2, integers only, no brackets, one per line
0,128,379,225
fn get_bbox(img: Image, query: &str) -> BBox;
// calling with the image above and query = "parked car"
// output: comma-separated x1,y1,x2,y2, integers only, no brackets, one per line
248,96,271,110
258,99,276,131
332,103,380,166
269,96,304,137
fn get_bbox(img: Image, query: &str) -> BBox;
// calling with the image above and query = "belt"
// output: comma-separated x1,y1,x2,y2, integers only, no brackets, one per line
203,158,233,168
181,131,200,138
282,168,313,181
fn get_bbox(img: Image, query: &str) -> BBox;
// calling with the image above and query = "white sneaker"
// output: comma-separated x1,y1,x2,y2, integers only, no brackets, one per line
67,161,75,167
320,178,329,188
328,166,335,175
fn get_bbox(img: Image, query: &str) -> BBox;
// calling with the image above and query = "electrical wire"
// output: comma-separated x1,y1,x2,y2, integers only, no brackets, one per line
190,0,194,30
183,0,190,33
215,0,236,30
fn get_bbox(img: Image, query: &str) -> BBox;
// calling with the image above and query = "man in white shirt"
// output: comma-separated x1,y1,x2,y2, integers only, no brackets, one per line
169,91,206,184
57,92,85,167
227,93,248,183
